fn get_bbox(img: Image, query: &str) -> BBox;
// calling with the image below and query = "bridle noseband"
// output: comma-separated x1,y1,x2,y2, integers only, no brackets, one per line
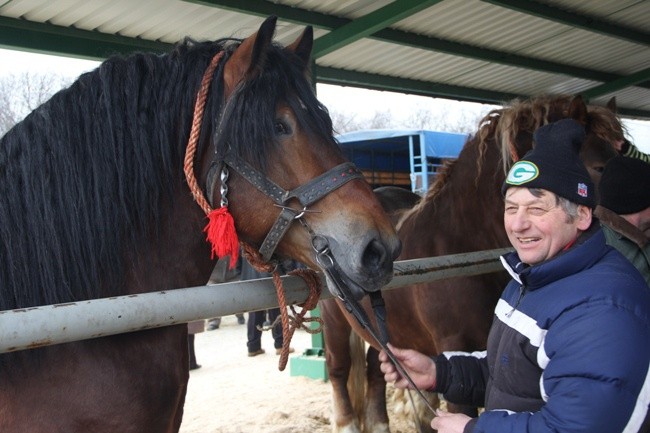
216,153,364,262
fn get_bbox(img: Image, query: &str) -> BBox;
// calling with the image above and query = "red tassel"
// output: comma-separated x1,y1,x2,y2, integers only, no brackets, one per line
204,207,239,269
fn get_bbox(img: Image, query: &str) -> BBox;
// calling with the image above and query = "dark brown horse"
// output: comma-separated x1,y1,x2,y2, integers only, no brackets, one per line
321,95,624,433
0,17,400,433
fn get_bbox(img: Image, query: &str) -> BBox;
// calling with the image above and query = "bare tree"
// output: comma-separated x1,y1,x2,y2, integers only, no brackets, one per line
0,72,70,136
330,110,364,135
367,109,395,129
401,105,492,133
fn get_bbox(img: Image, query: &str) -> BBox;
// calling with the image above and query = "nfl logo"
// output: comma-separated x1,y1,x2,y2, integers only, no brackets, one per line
577,183,588,198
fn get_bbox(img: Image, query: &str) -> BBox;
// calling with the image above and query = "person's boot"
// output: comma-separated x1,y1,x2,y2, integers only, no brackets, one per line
207,317,221,330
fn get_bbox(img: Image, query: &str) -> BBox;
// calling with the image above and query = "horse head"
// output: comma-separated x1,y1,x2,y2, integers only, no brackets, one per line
194,17,401,300
499,94,622,192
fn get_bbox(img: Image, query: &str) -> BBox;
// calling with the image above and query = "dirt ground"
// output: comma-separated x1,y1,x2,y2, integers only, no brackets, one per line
179,314,420,433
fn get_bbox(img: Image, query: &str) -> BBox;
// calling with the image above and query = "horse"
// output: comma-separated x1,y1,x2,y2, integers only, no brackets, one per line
0,16,400,433
372,186,422,226
320,94,624,433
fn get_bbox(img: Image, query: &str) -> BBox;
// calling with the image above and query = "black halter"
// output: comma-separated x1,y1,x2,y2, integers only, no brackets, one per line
209,151,365,262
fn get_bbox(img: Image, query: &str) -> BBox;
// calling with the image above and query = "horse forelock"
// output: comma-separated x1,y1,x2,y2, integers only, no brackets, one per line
215,42,334,172
0,39,229,310
585,104,626,144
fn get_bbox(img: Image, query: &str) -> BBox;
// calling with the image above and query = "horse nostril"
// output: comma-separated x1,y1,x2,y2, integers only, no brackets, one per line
362,238,391,272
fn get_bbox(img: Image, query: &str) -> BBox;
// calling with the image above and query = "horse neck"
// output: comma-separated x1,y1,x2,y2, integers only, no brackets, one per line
398,136,510,259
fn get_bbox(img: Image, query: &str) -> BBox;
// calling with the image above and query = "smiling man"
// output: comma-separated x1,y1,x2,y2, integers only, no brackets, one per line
379,119,650,433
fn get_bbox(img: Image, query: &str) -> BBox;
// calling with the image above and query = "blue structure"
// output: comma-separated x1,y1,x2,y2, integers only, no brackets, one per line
336,129,468,194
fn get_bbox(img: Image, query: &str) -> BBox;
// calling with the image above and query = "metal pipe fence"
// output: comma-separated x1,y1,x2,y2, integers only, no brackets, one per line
0,248,511,353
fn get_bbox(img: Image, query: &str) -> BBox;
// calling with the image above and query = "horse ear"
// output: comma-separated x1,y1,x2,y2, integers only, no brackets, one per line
568,95,588,125
606,96,617,113
223,16,277,99
287,26,314,70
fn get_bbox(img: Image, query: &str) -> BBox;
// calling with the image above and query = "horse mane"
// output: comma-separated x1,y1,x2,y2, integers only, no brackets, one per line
418,94,624,205
215,44,334,172
0,39,232,310
0,33,336,311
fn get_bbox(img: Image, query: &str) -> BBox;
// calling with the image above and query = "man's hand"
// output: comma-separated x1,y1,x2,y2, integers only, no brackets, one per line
378,343,436,390
431,409,471,433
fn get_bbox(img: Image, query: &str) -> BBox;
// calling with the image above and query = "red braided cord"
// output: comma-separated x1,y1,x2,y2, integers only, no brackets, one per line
183,51,225,216
243,244,323,371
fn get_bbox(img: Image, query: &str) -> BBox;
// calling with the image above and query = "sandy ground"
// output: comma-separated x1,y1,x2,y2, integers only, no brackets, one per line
178,314,419,433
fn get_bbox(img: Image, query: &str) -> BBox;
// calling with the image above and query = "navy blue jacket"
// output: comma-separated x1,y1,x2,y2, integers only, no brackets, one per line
434,225,650,433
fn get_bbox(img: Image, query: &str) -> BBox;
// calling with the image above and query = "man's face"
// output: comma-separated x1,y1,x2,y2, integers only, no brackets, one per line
504,188,591,265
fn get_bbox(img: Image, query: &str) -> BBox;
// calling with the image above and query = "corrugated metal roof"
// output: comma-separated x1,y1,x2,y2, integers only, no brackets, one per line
1,0,649,118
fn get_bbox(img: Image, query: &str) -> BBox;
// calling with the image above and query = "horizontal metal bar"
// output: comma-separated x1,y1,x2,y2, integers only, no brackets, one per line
0,248,511,353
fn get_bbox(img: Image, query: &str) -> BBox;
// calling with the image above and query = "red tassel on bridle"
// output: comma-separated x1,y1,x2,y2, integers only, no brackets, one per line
204,207,239,266
183,51,239,269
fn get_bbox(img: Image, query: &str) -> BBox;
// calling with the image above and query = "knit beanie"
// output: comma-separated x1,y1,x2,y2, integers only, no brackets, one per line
600,156,650,214
502,118,595,208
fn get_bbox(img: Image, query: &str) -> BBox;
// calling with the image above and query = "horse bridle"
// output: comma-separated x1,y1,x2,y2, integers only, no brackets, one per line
207,152,364,262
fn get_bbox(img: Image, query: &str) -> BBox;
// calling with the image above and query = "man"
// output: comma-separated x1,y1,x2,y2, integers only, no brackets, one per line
596,156,650,285
614,138,650,163
380,119,650,433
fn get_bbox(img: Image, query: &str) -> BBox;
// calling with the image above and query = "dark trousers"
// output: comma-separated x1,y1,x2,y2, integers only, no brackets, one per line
247,308,283,352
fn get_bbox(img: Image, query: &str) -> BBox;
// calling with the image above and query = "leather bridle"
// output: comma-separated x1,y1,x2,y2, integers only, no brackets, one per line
206,152,365,262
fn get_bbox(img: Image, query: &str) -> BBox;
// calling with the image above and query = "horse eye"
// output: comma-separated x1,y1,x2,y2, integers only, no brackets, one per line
274,120,290,136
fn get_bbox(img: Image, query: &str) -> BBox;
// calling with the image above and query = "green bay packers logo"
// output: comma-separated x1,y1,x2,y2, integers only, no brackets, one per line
506,161,539,185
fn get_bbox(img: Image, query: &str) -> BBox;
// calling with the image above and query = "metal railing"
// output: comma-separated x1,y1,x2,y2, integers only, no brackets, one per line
0,248,512,353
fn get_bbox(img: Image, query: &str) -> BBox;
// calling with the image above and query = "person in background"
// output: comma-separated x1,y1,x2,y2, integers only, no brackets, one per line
379,119,650,433
596,156,650,285
187,319,204,370
614,137,650,163
241,258,295,357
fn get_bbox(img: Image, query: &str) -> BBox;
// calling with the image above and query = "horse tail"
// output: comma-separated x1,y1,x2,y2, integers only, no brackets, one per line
390,388,440,431
347,331,366,423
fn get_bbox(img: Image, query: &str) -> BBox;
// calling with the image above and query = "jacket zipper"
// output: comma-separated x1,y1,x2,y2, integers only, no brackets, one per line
506,284,526,317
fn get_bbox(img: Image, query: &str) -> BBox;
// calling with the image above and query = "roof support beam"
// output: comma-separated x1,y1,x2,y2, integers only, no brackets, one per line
582,67,650,100
185,0,650,90
316,65,650,119
0,17,170,59
482,0,650,47
316,65,519,105
184,0,344,27
312,0,442,58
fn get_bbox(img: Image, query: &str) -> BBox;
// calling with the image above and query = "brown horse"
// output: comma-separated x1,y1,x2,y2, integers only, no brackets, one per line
321,95,624,433
0,17,400,433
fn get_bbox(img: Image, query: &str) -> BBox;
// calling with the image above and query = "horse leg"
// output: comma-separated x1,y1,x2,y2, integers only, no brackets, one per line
0,327,189,433
363,346,389,433
321,299,363,433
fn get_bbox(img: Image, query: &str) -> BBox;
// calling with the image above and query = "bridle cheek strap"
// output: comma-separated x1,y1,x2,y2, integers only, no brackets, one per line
222,153,364,261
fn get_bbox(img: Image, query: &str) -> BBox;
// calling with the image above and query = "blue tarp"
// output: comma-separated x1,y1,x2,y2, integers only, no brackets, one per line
336,129,467,172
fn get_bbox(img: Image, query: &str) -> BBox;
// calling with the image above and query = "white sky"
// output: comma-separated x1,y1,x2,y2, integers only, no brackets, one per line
1,48,648,152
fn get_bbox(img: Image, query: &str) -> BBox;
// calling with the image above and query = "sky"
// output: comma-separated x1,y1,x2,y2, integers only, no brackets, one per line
1,47,648,152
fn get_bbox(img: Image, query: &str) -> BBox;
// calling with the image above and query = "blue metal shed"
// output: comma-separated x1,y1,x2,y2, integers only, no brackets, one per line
336,129,468,194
